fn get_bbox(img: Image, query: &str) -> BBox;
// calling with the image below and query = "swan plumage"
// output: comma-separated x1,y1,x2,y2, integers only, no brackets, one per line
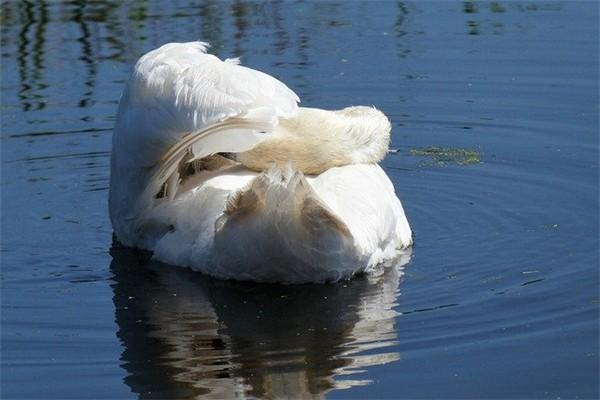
109,41,412,283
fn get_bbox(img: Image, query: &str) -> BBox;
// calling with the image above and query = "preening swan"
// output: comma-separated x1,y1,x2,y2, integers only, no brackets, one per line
109,41,412,283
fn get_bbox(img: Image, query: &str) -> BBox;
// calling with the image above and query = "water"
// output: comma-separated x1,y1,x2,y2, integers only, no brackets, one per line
1,1,598,398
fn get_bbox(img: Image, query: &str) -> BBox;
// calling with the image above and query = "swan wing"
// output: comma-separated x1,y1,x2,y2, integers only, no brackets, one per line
113,41,299,197
309,164,412,259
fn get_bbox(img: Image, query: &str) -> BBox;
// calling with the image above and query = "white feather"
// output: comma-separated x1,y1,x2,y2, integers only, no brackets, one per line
109,41,413,283
150,164,412,283
109,41,300,245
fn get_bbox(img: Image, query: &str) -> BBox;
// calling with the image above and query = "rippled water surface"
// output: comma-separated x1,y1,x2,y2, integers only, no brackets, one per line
1,1,598,399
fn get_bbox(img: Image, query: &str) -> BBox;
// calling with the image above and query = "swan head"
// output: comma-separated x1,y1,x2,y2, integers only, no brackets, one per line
236,106,392,175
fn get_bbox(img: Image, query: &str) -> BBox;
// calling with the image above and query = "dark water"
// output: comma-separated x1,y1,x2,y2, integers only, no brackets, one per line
1,1,598,399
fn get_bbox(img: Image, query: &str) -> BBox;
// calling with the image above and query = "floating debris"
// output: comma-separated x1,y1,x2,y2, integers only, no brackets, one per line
409,146,481,166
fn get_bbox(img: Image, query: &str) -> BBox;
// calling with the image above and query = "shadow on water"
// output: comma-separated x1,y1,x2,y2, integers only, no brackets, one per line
109,242,411,399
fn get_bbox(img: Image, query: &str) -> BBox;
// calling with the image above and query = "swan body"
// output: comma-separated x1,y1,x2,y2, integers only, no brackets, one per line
109,41,412,283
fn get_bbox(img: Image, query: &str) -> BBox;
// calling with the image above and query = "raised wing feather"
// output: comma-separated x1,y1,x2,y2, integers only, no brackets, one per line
112,41,300,199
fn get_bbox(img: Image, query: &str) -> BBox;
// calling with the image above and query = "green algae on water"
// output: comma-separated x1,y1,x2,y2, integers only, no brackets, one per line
409,146,481,166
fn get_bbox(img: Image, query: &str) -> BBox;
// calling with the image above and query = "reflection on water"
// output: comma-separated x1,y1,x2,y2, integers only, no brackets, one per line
72,1,97,110
15,0,48,112
110,243,410,399
1,0,414,117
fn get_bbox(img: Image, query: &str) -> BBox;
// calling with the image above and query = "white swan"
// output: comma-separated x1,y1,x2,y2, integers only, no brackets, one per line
109,41,412,283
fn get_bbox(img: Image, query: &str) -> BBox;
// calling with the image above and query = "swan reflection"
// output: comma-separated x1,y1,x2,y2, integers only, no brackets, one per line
110,243,410,399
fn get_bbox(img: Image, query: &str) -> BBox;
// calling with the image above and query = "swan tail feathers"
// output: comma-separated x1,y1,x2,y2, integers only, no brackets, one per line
300,195,353,240
211,166,355,282
215,170,269,232
216,165,351,240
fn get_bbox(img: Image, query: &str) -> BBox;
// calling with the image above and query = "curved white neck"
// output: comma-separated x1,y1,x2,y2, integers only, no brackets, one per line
237,106,391,174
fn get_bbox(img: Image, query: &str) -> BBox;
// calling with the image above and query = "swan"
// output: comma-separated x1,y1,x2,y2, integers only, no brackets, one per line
109,41,412,283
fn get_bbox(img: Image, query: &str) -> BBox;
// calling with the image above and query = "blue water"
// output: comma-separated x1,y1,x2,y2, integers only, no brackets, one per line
1,1,598,398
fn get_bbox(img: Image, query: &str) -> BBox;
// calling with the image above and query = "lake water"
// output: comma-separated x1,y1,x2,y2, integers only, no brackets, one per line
1,1,598,398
